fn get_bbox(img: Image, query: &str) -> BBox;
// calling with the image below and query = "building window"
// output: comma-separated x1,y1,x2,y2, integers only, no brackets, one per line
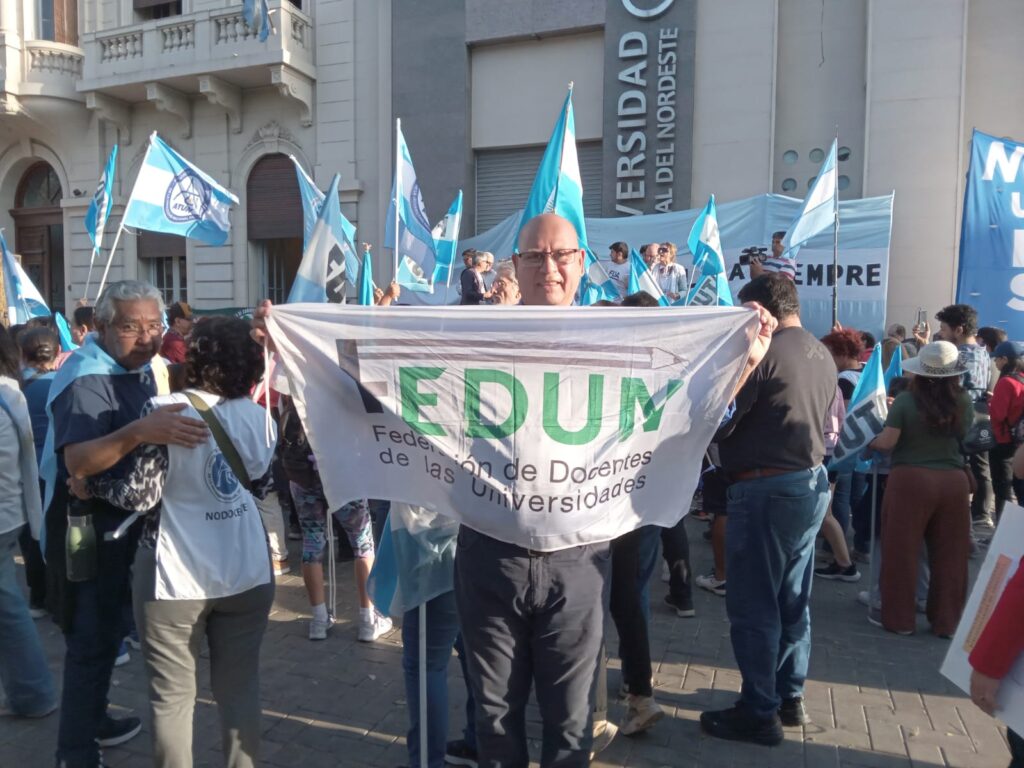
16,163,62,208
247,154,303,303
134,0,181,21
37,0,78,45
259,239,302,305
138,231,187,304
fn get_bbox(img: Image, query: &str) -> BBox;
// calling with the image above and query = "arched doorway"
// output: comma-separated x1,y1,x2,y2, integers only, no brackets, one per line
10,162,64,313
247,153,303,304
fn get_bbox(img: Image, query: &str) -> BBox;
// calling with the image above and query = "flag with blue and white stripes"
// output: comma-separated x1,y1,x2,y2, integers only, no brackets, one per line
1,231,50,325
767,140,837,278
85,145,117,253
628,248,669,306
831,343,888,472
386,122,439,293
288,174,359,303
122,133,238,246
684,195,733,307
289,156,359,291
431,190,463,289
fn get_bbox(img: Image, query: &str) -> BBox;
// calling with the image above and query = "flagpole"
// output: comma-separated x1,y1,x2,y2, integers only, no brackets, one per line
866,463,879,621
83,245,99,303
418,601,427,768
832,129,840,328
393,118,401,279
95,224,126,302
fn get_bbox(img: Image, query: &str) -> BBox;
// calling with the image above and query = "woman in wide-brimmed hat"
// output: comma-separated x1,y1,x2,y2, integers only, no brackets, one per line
868,341,974,637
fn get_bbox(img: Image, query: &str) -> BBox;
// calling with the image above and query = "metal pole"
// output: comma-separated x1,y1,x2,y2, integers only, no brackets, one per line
866,463,879,618
831,131,840,328
95,224,126,302
393,118,402,280
418,601,427,768
83,245,99,303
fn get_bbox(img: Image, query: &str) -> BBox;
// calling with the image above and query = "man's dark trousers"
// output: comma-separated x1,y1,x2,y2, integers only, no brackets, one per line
724,467,829,720
56,513,139,768
454,526,610,767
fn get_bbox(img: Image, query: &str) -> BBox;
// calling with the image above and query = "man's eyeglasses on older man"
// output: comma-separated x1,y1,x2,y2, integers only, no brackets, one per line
516,248,580,266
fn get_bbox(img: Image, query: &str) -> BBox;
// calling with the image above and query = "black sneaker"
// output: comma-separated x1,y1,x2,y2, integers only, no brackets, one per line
778,696,810,726
95,715,142,747
663,593,696,618
813,561,861,582
444,739,478,767
699,704,784,746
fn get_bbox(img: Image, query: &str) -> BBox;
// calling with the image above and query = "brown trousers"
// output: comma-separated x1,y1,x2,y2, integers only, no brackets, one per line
880,465,970,636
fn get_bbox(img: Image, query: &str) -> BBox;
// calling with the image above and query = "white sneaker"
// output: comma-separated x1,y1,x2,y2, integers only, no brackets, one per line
590,719,617,759
695,571,726,597
358,611,392,642
856,590,881,610
309,614,333,641
620,694,664,736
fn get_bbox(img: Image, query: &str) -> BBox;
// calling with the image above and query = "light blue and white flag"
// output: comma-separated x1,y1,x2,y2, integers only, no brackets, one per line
386,121,438,292
767,140,837,279
290,156,325,249
288,175,359,303
628,248,669,306
242,0,271,40
396,256,433,294
580,251,620,305
257,0,271,40
684,194,733,307
687,194,725,278
358,247,375,306
683,272,733,308
2,231,50,325
831,343,888,472
85,145,117,253
122,133,238,246
431,190,463,289
367,505,459,618
884,343,903,390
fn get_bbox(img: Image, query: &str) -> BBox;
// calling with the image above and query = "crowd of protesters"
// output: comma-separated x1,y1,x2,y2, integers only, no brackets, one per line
0,213,1021,768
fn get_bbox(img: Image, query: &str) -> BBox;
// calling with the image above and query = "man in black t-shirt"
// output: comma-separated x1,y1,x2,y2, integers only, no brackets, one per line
700,274,836,747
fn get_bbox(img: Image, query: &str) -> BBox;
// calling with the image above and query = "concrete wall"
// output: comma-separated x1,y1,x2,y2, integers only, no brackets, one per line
773,0,866,200
862,0,967,330
690,0,776,205
465,0,604,44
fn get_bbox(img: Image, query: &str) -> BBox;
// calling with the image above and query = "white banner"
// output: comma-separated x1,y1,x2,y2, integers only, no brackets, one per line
941,505,1024,735
266,305,756,551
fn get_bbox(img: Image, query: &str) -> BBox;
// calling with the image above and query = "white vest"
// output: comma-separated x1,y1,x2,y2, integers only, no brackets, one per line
152,390,277,600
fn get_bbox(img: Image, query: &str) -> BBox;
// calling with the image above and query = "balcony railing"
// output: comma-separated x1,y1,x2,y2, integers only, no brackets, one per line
79,2,314,95
19,40,85,101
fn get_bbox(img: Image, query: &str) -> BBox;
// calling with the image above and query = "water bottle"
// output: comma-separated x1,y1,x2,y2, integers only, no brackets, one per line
65,506,97,583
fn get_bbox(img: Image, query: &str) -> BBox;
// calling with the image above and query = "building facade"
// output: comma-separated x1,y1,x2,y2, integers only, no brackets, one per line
1,0,1021,328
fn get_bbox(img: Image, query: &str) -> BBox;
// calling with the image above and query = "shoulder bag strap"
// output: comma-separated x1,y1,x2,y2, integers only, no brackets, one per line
183,391,253,493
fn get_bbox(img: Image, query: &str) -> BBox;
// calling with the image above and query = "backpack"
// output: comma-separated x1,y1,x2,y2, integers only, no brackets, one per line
277,395,318,486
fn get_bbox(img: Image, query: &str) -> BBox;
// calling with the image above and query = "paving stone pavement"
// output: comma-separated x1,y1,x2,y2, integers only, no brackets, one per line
0,516,1012,768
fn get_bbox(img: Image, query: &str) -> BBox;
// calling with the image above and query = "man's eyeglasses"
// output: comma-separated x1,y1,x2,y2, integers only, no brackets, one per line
516,248,579,266
115,321,165,338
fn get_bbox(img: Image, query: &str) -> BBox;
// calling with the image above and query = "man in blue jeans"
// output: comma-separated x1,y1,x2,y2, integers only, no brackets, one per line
700,274,836,746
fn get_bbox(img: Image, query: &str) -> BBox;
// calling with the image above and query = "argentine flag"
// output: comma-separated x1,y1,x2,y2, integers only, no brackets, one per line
242,0,272,41
431,190,463,288
85,145,117,253
386,121,438,293
767,140,837,278
2,231,50,325
684,195,733,307
830,343,888,472
358,247,375,306
884,343,903,389
290,155,325,249
122,133,238,246
519,85,615,304
289,175,358,304
628,248,669,306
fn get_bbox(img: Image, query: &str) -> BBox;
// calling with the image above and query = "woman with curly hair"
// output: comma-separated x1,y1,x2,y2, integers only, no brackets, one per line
655,242,687,302
83,316,277,767
868,341,974,636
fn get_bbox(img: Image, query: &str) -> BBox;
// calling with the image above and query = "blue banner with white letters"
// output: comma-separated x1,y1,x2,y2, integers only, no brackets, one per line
957,129,1024,338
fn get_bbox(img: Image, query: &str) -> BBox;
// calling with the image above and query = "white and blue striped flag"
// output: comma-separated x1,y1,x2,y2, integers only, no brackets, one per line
431,190,463,289
242,0,272,40
85,145,117,253
288,174,359,303
1,230,49,324
386,121,438,293
684,194,733,307
122,133,238,246
831,343,888,472
290,155,325,249
767,139,837,278
628,248,669,306
581,251,620,305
